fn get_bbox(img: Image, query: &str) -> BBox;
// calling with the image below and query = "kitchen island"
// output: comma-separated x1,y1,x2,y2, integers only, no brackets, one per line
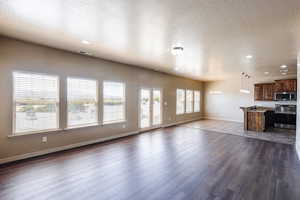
240,106,274,132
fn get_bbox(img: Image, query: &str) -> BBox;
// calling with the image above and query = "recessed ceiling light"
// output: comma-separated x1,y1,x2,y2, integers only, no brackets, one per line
81,40,90,45
280,65,288,69
246,55,253,59
172,46,184,56
264,72,269,75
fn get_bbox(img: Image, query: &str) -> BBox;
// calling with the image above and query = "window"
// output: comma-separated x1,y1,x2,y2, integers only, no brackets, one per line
176,89,185,115
186,90,193,113
194,90,200,112
13,72,59,134
103,81,125,124
67,78,98,128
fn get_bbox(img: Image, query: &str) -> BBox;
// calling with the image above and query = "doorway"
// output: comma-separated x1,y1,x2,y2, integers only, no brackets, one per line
139,88,162,130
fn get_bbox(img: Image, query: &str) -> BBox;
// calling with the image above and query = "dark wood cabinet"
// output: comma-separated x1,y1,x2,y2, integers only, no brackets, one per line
254,83,274,101
254,79,296,101
254,84,264,101
263,83,274,101
274,79,297,92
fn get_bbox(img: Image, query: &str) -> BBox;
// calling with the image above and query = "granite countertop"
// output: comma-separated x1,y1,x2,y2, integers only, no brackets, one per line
240,106,274,113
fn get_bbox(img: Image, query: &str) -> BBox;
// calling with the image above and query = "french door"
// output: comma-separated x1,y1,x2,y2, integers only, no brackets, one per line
139,88,162,130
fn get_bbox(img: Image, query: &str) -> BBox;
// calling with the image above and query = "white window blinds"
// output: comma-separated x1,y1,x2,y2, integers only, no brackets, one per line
186,90,193,113
67,78,98,127
103,82,125,124
194,91,200,112
13,72,59,134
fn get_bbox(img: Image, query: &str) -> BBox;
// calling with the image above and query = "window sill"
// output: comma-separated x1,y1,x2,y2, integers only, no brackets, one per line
64,123,100,130
102,120,126,125
9,128,63,138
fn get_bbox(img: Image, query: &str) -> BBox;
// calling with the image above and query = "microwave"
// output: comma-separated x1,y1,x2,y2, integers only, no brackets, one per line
274,92,297,101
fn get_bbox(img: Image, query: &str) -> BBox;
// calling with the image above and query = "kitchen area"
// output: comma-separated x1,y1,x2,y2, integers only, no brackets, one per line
241,79,296,141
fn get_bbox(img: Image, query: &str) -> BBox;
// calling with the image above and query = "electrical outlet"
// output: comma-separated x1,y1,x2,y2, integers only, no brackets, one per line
42,136,47,143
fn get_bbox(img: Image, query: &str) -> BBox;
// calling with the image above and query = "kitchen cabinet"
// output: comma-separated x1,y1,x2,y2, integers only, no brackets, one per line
254,84,264,101
263,83,274,101
254,83,274,101
274,79,297,92
241,106,274,132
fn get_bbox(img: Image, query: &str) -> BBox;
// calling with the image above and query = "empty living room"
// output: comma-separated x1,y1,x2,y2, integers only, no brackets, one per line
1,0,300,200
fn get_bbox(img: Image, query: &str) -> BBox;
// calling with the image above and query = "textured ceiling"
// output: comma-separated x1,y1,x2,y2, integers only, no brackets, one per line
0,0,300,81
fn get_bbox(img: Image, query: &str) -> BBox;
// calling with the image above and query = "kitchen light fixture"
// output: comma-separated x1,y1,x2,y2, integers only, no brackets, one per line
79,51,92,56
280,65,288,69
81,40,90,45
240,72,251,94
172,46,184,56
280,69,288,73
246,55,253,59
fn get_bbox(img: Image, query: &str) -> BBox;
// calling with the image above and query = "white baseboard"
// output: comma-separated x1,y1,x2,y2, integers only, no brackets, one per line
202,116,243,123
0,131,139,165
163,117,203,128
0,117,204,165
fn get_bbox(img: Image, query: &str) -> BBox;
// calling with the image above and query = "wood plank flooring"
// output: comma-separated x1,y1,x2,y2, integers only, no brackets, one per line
1,125,300,200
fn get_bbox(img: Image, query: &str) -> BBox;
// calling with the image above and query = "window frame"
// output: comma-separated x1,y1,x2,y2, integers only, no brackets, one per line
66,76,99,129
102,81,126,125
194,90,201,113
185,89,194,114
176,89,185,115
12,71,61,136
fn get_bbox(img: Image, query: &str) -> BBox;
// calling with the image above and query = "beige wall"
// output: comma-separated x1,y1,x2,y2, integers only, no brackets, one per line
204,75,297,122
0,36,204,160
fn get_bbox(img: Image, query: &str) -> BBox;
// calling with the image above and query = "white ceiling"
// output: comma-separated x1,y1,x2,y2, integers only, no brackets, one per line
0,0,300,81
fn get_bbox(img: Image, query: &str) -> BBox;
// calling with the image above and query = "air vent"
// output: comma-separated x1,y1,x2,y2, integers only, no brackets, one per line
79,51,92,56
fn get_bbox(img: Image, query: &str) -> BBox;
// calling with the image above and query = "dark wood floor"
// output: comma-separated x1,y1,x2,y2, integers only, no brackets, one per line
1,125,300,200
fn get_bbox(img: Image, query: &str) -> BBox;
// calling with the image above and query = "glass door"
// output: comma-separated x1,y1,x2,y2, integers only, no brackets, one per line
140,89,151,129
139,88,162,129
152,89,162,126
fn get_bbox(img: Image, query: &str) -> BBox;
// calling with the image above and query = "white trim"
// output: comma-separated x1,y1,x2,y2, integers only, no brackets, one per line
162,117,202,128
0,130,139,165
64,123,100,130
202,116,243,123
8,128,63,138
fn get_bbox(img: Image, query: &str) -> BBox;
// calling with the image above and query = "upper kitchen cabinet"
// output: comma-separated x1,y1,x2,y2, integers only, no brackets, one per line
254,84,264,101
263,83,275,101
274,79,297,92
254,83,274,101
